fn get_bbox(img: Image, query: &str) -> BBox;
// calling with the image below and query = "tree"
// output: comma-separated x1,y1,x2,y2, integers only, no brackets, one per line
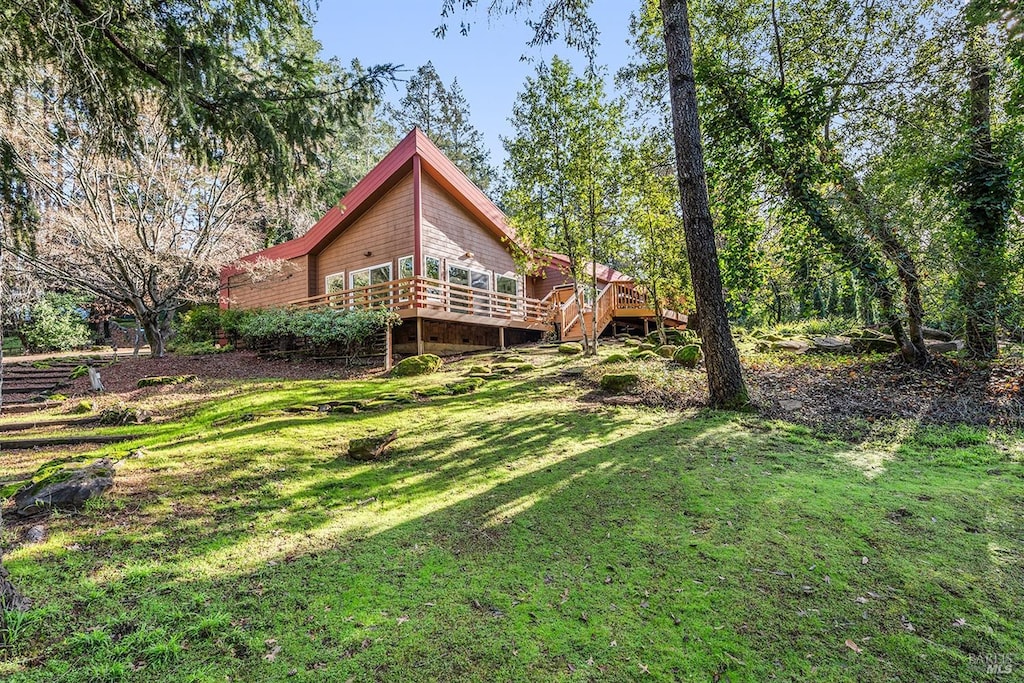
9,103,262,357
438,0,750,407
504,56,625,355
620,137,690,344
388,62,497,191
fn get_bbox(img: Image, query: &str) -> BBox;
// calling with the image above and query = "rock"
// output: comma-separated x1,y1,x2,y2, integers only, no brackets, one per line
25,525,46,543
15,458,115,516
779,399,804,411
772,340,810,354
851,336,899,353
638,343,656,352
631,350,660,361
922,326,954,342
623,338,641,347
331,404,359,414
810,336,853,353
0,561,30,612
600,373,640,393
926,340,962,354
137,374,198,388
656,344,679,359
467,365,491,375
446,377,485,395
673,344,702,368
392,354,443,377
558,343,584,355
601,353,630,364
347,430,399,461
71,400,94,414
758,333,785,342
98,405,152,425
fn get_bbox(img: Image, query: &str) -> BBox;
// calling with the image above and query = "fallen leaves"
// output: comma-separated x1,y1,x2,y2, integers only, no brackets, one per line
844,639,863,654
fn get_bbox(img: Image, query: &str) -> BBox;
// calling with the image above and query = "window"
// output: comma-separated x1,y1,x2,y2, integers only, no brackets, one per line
398,255,414,280
349,262,392,306
496,275,521,317
496,275,518,296
449,265,491,313
424,255,442,304
425,256,441,280
325,272,346,294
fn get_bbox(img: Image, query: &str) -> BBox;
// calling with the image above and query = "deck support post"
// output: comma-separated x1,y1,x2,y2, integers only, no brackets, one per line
416,317,425,355
385,325,393,372
643,319,649,336
499,327,505,351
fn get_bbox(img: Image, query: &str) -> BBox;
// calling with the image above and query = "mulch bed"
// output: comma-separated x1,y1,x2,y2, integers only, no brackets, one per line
749,355,1024,431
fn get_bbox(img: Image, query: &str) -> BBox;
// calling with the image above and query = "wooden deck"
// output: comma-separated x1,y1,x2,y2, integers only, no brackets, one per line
288,277,686,345
289,277,551,331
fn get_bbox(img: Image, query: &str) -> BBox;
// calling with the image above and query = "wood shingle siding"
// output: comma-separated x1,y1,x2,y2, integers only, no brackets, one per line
420,174,517,280
315,173,415,295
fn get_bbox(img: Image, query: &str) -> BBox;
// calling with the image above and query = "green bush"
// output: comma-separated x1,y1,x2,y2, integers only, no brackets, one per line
237,307,400,355
23,293,92,352
173,306,222,345
392,354,443,377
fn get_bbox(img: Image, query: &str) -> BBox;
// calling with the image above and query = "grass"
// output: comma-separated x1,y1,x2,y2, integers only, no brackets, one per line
1,345,1022,681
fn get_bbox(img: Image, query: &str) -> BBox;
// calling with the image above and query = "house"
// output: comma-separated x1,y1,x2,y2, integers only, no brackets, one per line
220,128,686,355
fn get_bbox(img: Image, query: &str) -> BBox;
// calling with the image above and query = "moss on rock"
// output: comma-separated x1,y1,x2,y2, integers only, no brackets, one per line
392,354,442,377
558,343,584,355
673,344,702,368
600,373,640,393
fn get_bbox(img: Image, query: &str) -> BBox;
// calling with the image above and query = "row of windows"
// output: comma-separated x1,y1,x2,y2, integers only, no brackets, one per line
325,256,520,297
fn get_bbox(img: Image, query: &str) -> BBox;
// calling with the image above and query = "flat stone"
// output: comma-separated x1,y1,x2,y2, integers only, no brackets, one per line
25,525,46,543
779,399,804,411
15,458,115,516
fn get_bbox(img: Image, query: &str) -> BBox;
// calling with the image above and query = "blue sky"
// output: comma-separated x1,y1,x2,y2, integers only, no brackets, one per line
312,1,639,166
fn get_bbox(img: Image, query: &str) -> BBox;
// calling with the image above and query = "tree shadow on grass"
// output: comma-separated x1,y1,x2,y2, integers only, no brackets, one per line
4,385,1022,682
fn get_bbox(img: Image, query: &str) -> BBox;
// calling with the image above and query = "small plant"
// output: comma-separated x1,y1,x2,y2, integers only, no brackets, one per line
69,365,90,380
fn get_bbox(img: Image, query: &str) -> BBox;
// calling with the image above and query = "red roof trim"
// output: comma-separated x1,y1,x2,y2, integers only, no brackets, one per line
222,129,526,279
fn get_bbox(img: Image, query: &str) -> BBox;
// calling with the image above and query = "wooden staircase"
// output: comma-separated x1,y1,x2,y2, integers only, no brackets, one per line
552,282,687,342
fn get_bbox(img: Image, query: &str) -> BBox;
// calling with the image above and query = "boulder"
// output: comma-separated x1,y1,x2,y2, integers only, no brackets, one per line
623,338,641,347
851,335,899,353
772,339,811,354
656,344,679,359
558,343,584,355
392,354,442,377
638,343,657,352
348,429,399,461
810,336,853,353
137,374,198,388
631,350,660,361
673,344,702,368
601,353,630,364
467,365,491,375
922,326,954,342
446,377,485,395
25,525,46,544
15,458,115,516
926,340,962,354
600,373,640,393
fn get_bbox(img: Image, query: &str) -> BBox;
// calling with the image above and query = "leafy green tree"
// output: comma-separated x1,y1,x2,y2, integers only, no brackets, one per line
440,0,750,407
504,56,625,355
388,62,497,191
23,293,92,352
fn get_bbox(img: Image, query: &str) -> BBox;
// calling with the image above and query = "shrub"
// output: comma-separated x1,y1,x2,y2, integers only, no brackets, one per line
173,305,222,345
23,293,92,352
237,306,400,357
392,354,443,377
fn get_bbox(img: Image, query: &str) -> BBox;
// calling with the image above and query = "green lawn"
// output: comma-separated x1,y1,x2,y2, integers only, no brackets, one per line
2,348,1022,681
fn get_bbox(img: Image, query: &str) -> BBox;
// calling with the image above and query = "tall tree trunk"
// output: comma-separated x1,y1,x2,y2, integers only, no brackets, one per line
837,167,928,363
660,0,749,409
131,301,166,358
959,31,1009,359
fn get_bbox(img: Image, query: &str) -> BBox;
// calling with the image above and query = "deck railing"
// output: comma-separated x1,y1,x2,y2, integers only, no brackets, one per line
289,276,551,325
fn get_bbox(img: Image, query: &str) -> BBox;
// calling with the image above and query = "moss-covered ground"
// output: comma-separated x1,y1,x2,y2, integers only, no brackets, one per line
1,345,1022,681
